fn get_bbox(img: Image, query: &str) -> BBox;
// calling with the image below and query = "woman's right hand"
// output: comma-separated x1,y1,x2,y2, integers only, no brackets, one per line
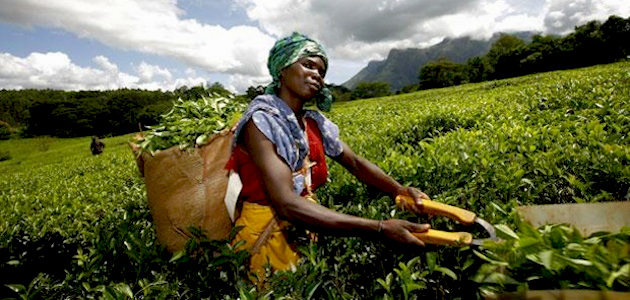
380,219,431,246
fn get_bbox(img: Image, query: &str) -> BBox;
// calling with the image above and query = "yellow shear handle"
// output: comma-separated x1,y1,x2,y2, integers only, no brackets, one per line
395,195,476,225
413,229,473,246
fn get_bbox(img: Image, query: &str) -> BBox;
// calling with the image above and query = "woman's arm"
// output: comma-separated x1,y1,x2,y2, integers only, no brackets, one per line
242,120,429,245
332,142,430,212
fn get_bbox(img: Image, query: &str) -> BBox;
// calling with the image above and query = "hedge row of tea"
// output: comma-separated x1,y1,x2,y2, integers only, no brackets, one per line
0,62,628,299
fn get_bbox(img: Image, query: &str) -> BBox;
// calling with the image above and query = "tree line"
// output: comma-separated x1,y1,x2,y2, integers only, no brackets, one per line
0,83,232,139
415,15,630,90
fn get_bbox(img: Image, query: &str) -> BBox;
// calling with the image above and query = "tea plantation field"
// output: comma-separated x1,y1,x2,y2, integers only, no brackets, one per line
1,62,629,299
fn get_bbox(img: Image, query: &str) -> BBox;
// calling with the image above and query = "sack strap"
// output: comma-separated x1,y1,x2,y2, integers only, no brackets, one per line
251,216,278,255
297,117,316,198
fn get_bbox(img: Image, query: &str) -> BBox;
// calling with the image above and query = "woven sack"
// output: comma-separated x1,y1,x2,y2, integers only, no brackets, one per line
129,129,234,252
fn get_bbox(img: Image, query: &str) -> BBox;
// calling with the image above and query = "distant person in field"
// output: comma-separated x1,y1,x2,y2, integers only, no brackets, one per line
229,32,431,279
90,136,105,155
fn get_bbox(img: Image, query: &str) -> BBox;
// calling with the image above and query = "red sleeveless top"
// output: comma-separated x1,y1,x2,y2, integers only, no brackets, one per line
228,118,329,206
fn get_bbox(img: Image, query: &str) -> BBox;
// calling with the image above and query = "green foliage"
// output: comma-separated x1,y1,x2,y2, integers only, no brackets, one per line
329,84,352,102
245,85,265,101
0,150,10,161
0,120,22,140
419,57,470,90
0,83,235,139
351,82,391,100
0,94,30,139
136,94,247,153
377,256,435,300
485,34,527,72
33,136,55,152
1,63,629,298
401,84,419,94
175,82,232,101
414,15,630,91
474,222,630,296
21,89,174,138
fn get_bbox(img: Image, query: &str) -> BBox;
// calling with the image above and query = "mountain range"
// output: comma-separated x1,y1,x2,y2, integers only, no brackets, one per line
342,32,537,91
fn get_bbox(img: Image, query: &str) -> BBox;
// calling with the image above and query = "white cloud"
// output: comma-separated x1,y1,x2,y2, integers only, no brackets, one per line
235,0,481,62
0,0,275,76
0,0,628,90
236,0,628,63
0,52,207,91
226,73,270,93
136,62,173,83
0,52,108,90
93,55,119,74
543,0,630,34
418,0,545,40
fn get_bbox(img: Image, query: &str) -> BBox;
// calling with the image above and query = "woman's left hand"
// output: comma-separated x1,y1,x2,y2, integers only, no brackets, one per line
395,186,430,213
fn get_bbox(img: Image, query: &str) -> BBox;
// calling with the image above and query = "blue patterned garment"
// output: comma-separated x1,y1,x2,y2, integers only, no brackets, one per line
233,94,343,194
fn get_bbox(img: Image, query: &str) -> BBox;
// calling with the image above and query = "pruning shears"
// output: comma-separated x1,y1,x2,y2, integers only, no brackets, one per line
396,195,498,247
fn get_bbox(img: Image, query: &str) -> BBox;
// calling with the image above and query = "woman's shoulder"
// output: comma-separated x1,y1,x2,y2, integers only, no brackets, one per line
234,95,295,144
247,94,282,116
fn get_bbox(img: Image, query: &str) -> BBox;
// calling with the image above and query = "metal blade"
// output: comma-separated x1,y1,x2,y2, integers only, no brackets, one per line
474,217,497,239
470,218,499,246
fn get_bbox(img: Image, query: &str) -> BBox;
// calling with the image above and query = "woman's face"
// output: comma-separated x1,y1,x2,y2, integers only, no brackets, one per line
280,56,326,101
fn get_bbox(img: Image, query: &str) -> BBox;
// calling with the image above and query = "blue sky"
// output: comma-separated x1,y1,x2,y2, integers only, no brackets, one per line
0,0,628,93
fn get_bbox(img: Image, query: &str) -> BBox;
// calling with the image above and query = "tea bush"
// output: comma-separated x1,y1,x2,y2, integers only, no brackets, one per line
0,150,9,162
1,62,629,299
474,223,630,294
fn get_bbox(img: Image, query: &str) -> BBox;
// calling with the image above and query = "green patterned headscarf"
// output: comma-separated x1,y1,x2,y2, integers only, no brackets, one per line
265,32,334,112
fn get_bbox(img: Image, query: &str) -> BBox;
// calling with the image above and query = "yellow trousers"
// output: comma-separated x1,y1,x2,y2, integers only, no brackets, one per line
234,202,300,280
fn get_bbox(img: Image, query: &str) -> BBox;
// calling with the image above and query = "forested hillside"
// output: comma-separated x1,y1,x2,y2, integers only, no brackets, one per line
344,15,630,93
341,34,522,91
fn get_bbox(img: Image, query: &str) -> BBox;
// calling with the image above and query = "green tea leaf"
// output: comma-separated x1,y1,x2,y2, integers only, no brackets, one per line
435,266,458,280
607,264,630,287
473,250,509,266
5,284,25,293
495,224,519,240
539,250,555,271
